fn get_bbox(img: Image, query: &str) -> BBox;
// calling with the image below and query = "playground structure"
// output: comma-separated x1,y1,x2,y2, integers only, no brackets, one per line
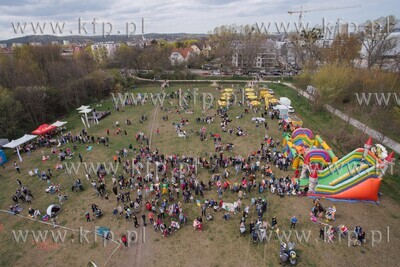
282,128,338,170
293,134,395,202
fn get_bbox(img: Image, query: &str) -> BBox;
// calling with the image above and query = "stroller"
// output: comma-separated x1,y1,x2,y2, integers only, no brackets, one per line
239,222,246,234
95,208,103,219
46,184,61,194
71,181,84,192
280,242,297,265
95,227,111,240
171,221,180,231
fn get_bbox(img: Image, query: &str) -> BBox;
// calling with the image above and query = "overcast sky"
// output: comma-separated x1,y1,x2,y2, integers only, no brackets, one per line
0,0,399,40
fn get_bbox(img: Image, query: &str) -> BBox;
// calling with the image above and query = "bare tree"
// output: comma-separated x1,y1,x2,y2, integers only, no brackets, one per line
324,34,361,66
289,28,323,70
360,15,399,69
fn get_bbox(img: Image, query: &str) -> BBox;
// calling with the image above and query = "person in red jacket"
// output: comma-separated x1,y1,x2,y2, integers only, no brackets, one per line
121,234,128,247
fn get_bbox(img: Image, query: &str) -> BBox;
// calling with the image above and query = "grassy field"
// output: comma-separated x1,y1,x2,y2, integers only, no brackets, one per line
0,83,399,267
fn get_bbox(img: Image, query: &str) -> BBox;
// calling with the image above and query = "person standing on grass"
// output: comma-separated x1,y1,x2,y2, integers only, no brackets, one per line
14,162,20,174
78,153,83,163
121,234,128,247
319,227,325,240
142,213,147,226
149,212,154,224
201,204,206,217
133,215,139,228
33,209,41,219
271,216,278,228
25,194,32,204
85,212,91,222
290,216,298,229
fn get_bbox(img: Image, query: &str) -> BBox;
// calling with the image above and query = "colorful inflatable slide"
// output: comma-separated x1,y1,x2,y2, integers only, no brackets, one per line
282,128,338,170
296,137,395,202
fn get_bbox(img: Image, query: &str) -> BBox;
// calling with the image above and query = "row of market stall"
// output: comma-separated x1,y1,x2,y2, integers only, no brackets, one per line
1,121,68,162
216,87,304,129
0,104,107,164
217,87,281,108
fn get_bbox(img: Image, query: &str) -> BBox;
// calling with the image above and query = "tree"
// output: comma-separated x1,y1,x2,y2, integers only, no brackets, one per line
175,41,185,48
360,15,399,69
324,34,361,66
290,28,323,70
115,44,136,76
0,87,25,138
208,24,266,71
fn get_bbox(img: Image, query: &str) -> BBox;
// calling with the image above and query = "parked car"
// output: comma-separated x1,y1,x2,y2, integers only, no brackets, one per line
272,71,282,76
212,70,221,76
268,89,275,95
287,106,295,114
202,64,212,70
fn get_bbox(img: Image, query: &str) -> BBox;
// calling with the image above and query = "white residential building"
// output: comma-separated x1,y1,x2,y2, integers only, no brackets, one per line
170,48,193,65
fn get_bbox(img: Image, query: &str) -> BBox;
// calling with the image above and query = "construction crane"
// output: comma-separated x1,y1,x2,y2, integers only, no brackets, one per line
288,5,361,25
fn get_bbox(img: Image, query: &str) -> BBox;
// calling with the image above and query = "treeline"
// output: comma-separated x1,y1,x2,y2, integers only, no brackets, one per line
0,45,122,138
111,43,205,79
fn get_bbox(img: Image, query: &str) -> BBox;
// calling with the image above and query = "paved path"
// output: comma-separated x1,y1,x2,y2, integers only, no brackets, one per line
283,82,400,154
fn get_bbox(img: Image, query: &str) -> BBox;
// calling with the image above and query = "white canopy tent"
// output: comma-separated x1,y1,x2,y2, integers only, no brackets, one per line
51,121,68,127
279,97,291,107
273,105,289,119
76,105,90,111
3,134,37,162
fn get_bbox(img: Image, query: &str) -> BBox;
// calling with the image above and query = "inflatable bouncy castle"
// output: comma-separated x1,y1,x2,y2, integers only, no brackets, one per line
295,136,395,202
282,128,338,170
283,130,395,202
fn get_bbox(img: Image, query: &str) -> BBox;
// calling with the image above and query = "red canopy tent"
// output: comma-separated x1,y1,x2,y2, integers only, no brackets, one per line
32,124,57,135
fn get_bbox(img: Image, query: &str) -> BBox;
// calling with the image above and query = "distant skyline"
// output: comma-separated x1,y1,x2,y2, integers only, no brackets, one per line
0,0,399,40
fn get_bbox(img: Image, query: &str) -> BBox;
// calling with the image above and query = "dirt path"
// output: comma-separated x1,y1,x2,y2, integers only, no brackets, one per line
131,100,159,266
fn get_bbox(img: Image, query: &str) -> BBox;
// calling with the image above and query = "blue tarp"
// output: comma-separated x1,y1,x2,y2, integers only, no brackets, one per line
95,227,111,239
0,150,7,166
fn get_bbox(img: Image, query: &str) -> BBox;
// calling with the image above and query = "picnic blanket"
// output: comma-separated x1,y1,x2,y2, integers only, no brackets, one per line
222,203,235,212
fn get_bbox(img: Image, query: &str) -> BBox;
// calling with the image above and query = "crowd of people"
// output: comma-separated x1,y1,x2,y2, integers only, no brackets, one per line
5,87,371,257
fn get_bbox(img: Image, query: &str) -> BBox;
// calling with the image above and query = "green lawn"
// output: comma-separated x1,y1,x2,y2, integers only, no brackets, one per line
0,83,399,267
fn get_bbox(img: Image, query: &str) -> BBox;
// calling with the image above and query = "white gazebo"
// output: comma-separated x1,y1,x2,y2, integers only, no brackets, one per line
76,105,90,111
79,108,93,129
3,134,37,162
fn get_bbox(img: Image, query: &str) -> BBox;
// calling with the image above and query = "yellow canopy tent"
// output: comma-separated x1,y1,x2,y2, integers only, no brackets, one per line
245,88,254,92
218,100,228,106
263,94,274,99
250,100,261,106
268,98,279,104
224,88,233,92
247,95,258,100
260,92,268,98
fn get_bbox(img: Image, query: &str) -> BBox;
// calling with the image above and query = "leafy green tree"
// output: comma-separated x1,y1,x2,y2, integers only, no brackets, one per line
0,87,25,138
